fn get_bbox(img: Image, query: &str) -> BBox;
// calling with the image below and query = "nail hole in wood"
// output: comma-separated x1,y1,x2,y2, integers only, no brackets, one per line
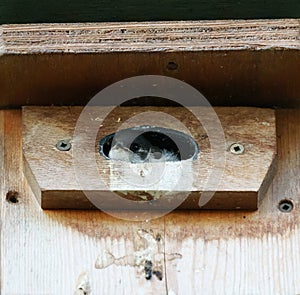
167,61,178,70
6,190,20,204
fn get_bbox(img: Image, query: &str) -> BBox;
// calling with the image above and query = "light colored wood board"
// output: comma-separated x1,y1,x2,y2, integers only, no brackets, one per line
0,0,299,24
2,20,299,53
1,110,167,294
22,106,277,210
164,109,300,294
1,109,300,294
0,20,299,108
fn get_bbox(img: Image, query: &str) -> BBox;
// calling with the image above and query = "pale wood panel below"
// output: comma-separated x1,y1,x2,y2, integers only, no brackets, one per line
1,109,300,294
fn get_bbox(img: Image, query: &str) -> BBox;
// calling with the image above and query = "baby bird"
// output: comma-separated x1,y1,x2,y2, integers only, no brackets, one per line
108,143,179,163
108,143,134,162
148,148,179,162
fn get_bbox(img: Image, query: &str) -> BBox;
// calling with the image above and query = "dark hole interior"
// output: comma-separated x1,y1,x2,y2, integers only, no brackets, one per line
99,126,199,162
120,97,182,107
167,61,178,70
6,191,19,204
234,146,241,152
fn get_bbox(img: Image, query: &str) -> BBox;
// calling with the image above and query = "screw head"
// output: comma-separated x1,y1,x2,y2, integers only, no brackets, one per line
229,143,245,155
278,199,294,213
56,140,71,151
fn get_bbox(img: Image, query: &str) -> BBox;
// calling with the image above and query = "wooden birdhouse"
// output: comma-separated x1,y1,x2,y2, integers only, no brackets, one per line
0,3,299,294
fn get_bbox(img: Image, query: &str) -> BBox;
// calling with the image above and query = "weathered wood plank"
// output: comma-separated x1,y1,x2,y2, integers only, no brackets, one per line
0,110,167,294
1,109,300,293
0,0,299,24
22,106,277,210
164,109,300,294
0,20,299,108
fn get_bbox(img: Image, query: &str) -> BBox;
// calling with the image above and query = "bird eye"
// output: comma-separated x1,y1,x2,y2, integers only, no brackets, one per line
130,143,140,152
152,151,162,159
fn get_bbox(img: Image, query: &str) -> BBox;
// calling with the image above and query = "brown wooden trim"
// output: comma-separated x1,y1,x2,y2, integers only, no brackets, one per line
22,106,277,210
0,19,299,108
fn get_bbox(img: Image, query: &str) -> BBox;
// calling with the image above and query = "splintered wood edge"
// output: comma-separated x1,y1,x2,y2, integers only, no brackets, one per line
22,106,277,210
1,19,299,54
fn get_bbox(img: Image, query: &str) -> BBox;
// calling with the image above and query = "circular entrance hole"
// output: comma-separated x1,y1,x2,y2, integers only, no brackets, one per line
99,126,199,162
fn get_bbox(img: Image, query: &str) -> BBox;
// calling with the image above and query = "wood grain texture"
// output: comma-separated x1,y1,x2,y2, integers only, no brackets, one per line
2,20,299,53
165,109,300,294
0,0,299,24
1,110,167,294
0,19,299,108
1,109,300,294
22,106,277,210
